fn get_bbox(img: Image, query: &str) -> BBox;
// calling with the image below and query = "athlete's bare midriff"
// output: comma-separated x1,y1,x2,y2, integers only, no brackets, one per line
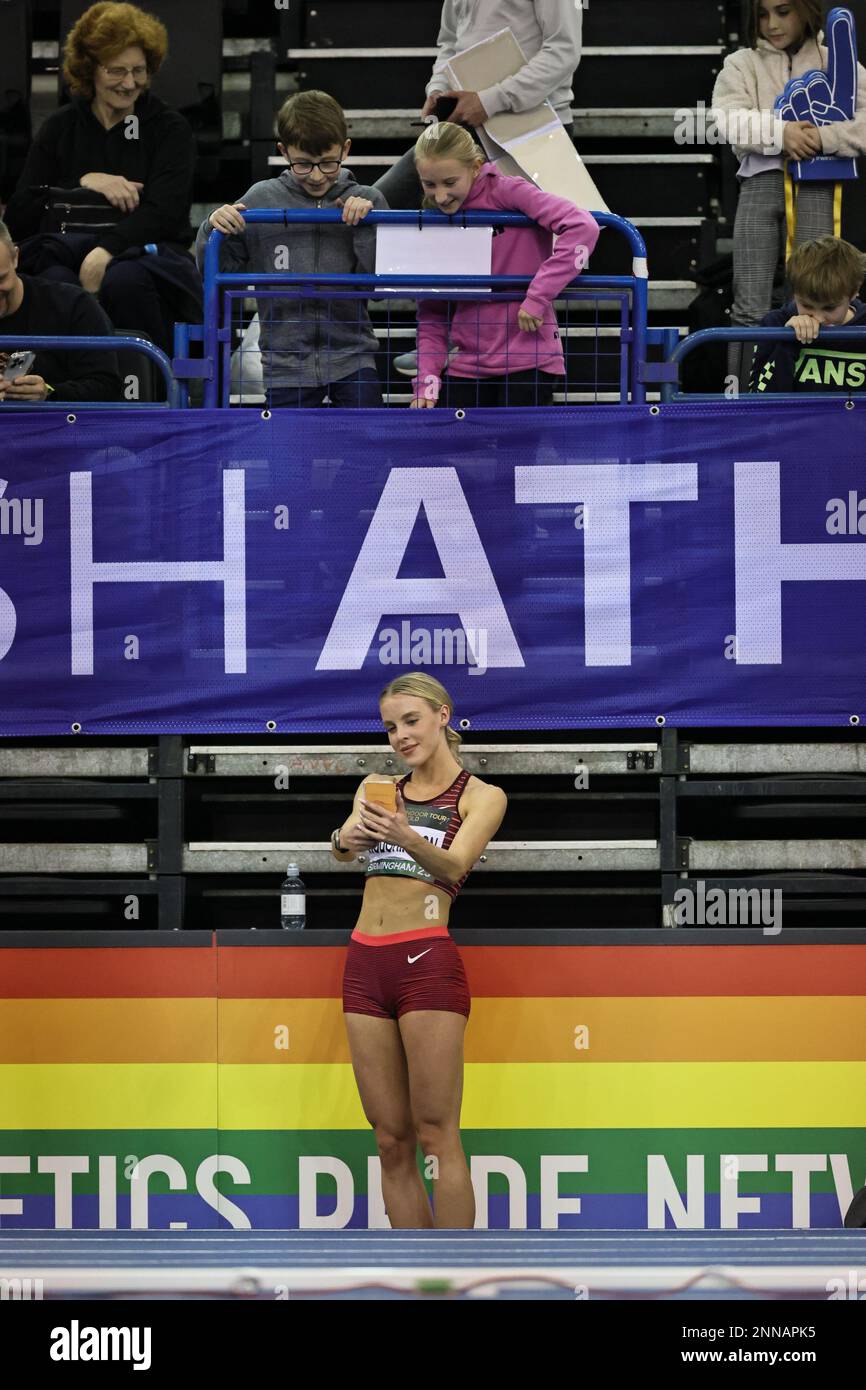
353,876,452,935
352,781,473,936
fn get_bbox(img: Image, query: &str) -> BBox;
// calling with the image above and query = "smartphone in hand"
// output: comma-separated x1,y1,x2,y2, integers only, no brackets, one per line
2,351,36,382
434,95,459,121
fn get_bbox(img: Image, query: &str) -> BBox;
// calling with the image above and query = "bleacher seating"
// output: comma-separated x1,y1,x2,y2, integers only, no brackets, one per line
2,3,866,931
0,0,32,200
57,0,224,177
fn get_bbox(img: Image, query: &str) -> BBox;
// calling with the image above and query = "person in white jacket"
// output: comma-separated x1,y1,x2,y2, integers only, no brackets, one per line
711,0,866,376
377,0,583,209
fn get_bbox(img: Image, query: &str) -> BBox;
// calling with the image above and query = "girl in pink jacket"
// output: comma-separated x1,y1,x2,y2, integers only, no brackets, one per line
410,122,599,408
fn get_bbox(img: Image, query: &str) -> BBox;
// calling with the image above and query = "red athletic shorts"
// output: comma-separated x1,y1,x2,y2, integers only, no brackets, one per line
342,925,471,1020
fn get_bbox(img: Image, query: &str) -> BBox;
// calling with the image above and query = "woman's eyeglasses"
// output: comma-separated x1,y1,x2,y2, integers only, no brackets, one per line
100,64,149,82
287,159,343,176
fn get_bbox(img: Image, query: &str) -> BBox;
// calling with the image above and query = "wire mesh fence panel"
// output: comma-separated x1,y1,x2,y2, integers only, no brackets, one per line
202,209,650,408
222,285,637,409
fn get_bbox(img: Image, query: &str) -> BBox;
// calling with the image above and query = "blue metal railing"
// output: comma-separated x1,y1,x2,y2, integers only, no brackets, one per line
662,325,866,403
201,208,649,409
0,335,180,407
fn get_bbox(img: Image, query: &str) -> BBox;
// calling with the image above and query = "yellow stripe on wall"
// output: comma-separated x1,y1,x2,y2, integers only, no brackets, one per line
0,1064,218,1129
217,1061,866,1131
1,1060,862,1130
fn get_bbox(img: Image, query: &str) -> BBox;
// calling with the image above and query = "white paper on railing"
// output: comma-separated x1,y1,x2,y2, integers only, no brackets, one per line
374,225,493,279
445,26,609,214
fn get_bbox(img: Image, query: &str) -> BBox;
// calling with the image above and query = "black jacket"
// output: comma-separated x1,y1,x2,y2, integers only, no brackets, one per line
0,275,121,401
4,92,195,253
752,298,866,392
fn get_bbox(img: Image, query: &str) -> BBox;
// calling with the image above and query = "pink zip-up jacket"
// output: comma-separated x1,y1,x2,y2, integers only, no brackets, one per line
413,163,600,393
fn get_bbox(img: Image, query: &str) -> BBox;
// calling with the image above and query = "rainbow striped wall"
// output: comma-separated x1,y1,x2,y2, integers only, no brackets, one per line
1,934,864,1229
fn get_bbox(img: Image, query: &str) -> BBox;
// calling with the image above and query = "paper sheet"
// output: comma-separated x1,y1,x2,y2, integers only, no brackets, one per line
446,26,609,213
375,224,493,278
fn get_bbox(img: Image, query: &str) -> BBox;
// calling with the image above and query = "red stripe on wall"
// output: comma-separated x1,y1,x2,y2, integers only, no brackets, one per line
218,946,345,997
460,945,866,997
216,944,866,998
0,948,217,997
1,943,863,1000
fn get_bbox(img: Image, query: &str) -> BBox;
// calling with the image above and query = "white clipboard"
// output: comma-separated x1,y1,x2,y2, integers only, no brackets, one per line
446,26,609,213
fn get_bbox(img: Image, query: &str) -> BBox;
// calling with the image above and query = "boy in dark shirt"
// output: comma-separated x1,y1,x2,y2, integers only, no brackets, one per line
0,222,120,402
752,236,866,393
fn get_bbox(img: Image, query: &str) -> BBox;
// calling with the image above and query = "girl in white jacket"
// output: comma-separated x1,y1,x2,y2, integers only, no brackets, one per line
711,0,866,362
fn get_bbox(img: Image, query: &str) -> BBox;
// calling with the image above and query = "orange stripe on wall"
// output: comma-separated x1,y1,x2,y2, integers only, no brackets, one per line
5,996,865,1064
215,995,866,1063
0,999,217,1062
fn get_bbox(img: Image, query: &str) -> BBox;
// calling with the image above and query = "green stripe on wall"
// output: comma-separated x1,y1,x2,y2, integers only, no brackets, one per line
2,1130,863,1195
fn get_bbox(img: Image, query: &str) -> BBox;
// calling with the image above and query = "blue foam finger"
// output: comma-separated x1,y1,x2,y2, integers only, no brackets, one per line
788,78,816,123
774,6,860,181
826,6,857,117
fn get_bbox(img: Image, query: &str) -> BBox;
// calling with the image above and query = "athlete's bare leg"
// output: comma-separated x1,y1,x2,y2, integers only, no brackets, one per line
344,1012,434,1228
399,1009,475,1229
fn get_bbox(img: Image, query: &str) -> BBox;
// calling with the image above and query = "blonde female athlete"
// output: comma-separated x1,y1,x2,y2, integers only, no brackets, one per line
330,672,507,1229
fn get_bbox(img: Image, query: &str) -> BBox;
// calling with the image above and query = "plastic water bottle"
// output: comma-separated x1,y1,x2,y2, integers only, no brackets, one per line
280,863,306,929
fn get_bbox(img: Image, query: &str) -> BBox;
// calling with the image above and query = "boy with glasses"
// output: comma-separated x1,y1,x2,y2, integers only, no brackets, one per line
195,90,388,407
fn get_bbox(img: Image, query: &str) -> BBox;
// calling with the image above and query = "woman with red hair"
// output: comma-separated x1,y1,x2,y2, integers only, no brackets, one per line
5,2,201,357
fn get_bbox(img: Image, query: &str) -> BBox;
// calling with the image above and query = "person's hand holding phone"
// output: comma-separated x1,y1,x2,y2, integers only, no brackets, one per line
3,374,49,401
431,90,487,127
0,351,39,400
421,92,443,119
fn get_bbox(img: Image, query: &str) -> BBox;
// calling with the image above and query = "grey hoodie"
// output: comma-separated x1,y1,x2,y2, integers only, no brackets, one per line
427,0,582,122
195,168,388,387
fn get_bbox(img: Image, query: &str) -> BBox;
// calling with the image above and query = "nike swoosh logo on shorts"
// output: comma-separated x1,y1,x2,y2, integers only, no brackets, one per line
407,948,433,964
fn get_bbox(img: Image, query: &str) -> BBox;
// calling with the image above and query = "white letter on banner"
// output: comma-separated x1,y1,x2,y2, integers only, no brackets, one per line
0,583,16,661
646,1154,705,1229
298,1157,354,1228
366,1157,391,1229
129,1154,188,1230
37,1155,89,1229
471,1156,528,1229
719,1153,767,1228
316,468,522,669
539,1155,587,1228
774,1154,826,1229
515,464,699,665
69,470,247,675
735,462,866,663
195,1154,252,1229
